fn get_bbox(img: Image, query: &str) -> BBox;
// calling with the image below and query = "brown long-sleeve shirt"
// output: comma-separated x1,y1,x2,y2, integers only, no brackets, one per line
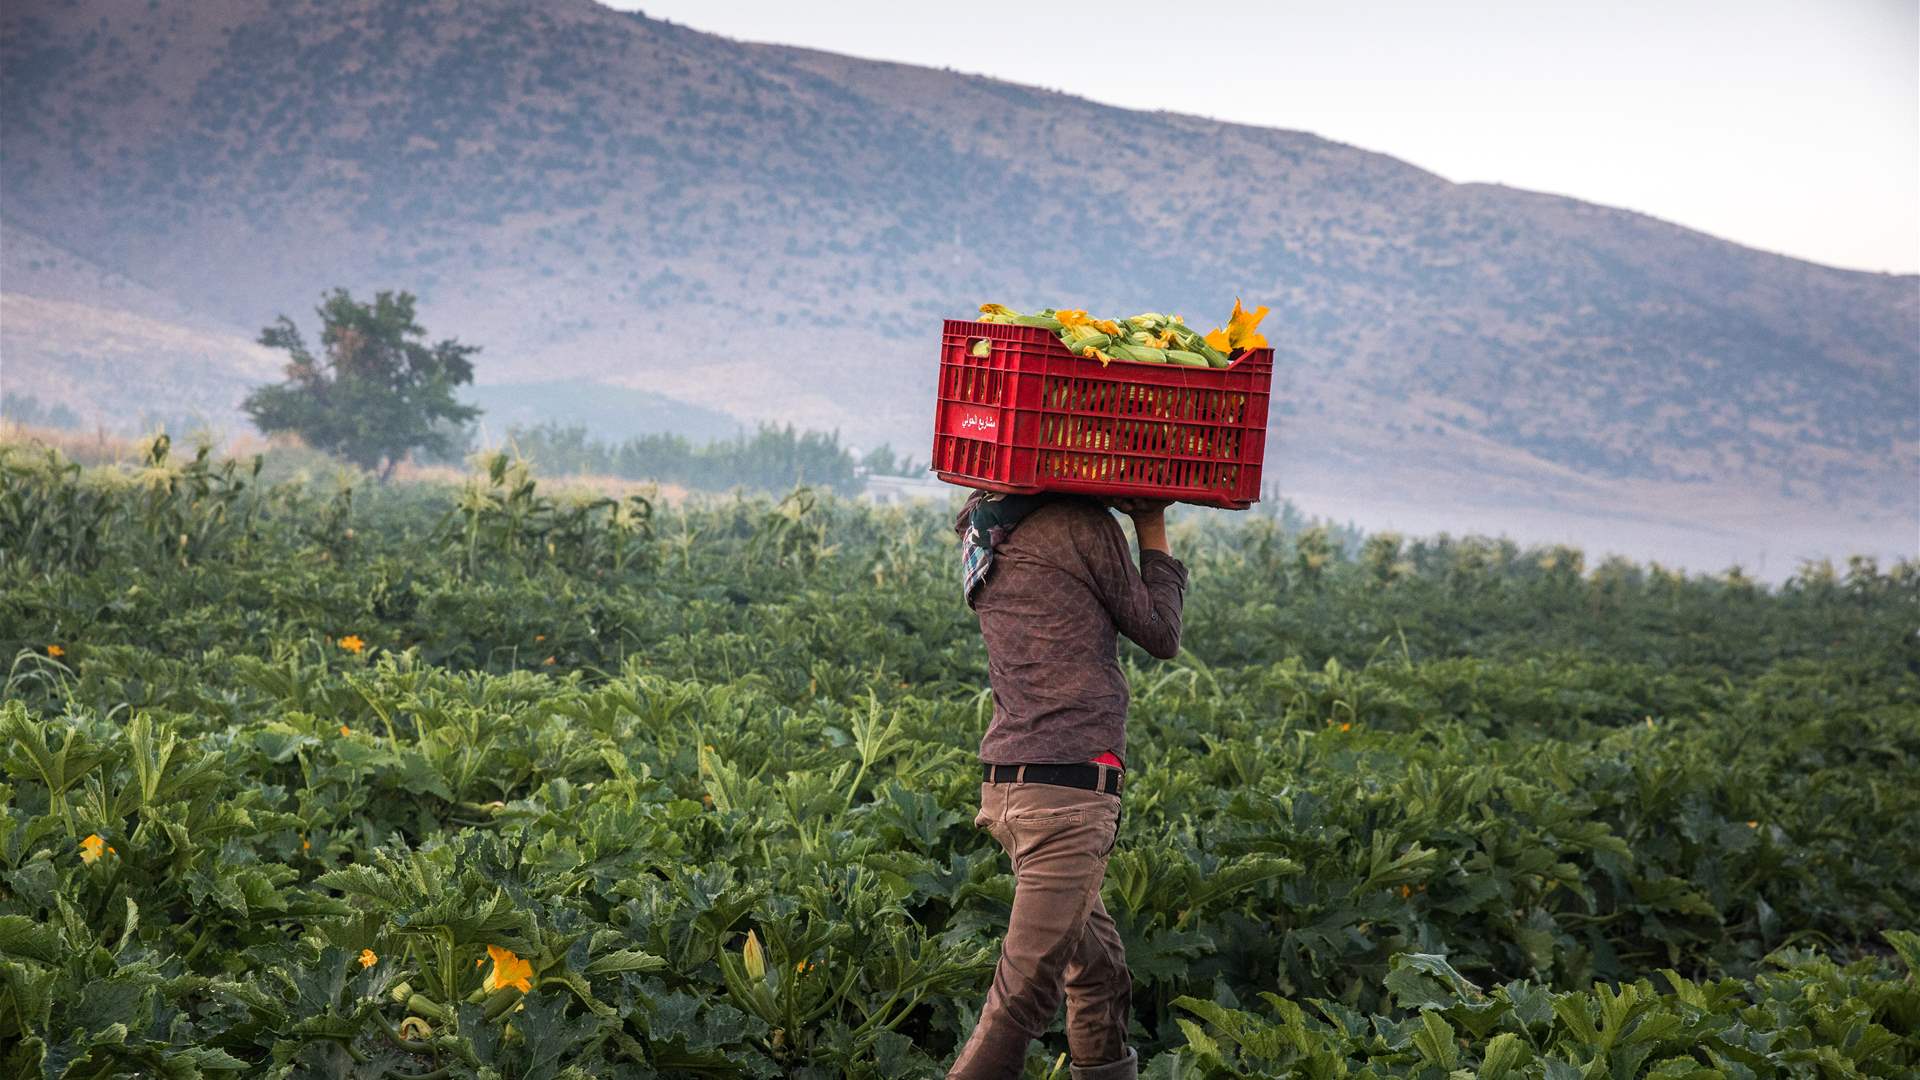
953,493,1190,766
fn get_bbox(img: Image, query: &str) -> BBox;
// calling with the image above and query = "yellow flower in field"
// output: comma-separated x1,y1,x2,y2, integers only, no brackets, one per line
1747,820,1759,829
47,644,65,657
543,656,557,666
338,635,365,654
743,930,766,980
301,836,311,852
359,948,378,968
1339,722,1353,732
794,959,815,974
80,834,115,863
534,634,546,642
483,945,533,993
339,725,352,737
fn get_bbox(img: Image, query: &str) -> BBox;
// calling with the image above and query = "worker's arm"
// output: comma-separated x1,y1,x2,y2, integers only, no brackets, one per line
1077,501,1187,659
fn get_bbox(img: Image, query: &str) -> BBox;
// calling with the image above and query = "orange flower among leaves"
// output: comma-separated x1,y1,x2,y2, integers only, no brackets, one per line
47,644,66,657
359,949,378,969
483,945,533,993
338,635,366,654
80,834,116,863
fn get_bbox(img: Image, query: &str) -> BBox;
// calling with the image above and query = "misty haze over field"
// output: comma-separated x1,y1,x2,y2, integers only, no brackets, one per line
2,0,1915,579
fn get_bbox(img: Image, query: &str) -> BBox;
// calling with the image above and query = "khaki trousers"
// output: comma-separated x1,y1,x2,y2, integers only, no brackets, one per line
947,776,1137,1080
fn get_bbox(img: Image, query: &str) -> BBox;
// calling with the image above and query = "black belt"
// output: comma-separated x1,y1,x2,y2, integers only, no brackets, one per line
982,762,1122,795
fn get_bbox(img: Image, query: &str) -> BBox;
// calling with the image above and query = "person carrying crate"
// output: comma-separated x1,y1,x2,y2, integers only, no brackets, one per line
945,489,1188,1080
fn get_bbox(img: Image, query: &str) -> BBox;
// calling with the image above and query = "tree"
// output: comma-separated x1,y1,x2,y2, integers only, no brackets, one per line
244,289,481,480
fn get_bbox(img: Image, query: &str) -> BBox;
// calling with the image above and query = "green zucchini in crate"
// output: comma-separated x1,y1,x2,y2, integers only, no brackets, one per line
976,301,1266,369
932,306,1275,509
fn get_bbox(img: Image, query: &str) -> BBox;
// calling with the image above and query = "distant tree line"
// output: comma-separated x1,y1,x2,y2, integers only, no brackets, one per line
28,288,925,496
2,392,83,430
502,421,921,496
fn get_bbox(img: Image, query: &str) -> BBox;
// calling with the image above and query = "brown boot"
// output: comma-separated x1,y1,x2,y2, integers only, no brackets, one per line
1069,1046,1137,1080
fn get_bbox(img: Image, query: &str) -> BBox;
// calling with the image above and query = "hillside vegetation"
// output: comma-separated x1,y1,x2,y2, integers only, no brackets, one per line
2,438,1915,1077
2,0,1914,523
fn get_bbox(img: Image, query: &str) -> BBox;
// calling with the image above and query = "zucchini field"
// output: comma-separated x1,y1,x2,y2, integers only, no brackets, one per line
3,440,1917,1079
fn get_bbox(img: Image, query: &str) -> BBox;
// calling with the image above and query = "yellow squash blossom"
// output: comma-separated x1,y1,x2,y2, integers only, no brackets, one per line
1205,297,1271,354
483,945,533,993
979,303,1017,318
338,635,365,654
1224,297,1269,349
80,834,115,863
339,725,352,737
359,948,378,968
1054,309,1093,331
743,930,766,980
47,644,65,657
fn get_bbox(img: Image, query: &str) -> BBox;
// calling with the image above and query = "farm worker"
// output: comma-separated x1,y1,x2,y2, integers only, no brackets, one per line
945,490,1187,1080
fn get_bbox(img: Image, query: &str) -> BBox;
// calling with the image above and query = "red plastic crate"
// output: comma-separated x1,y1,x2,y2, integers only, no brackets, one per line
931,319,1273,509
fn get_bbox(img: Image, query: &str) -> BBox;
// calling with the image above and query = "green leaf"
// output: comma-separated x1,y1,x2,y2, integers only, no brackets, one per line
513,989,607,1080
1479,1031,1530,1079
1411,1010,1458,1069
1883,930,1920,976
584,948,667,977
0,915,62,963
1386,952,1481,1010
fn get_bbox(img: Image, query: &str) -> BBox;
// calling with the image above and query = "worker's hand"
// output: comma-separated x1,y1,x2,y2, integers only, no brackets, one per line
1106,498,1172,520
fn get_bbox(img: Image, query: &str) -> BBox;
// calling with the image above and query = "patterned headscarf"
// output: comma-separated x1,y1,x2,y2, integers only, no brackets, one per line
957,491,1059,608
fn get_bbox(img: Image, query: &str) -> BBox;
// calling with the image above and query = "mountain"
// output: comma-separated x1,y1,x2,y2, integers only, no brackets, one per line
0,218,278,433
2,0,1914,568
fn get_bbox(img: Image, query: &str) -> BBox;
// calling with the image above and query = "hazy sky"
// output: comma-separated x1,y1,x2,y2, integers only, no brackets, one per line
606,0,1919,275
